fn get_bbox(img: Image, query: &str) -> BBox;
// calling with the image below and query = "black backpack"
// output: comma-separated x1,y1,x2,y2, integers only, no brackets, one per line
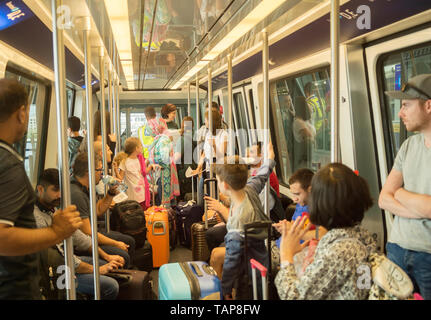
111,200,147,249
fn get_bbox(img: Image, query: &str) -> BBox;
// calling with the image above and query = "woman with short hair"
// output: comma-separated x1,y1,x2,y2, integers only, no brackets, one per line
275,163,377,300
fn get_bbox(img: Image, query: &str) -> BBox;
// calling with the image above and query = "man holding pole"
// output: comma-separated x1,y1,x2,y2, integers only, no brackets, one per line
0,78,82,299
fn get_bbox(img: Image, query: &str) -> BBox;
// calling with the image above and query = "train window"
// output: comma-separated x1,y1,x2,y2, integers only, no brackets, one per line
233,91,250,156
248,88,256,129
4,68,49,187
66,87,75,116
270,67,331,185
379,42,431,165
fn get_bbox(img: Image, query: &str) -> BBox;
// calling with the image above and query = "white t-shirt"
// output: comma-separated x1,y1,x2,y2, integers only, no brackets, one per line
119,158,146,203
203,129,228,164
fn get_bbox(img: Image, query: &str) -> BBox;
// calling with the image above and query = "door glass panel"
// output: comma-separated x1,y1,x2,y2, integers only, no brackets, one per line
380,43,431,162
270,67,331,185
233,91,250,156
5,69,48,187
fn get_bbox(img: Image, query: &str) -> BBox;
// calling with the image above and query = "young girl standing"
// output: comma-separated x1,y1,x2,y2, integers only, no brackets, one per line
116,137,156,210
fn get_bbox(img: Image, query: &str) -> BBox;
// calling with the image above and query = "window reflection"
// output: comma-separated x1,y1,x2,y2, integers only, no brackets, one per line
270,68,331,185
5,69,48,187
381,43,431,160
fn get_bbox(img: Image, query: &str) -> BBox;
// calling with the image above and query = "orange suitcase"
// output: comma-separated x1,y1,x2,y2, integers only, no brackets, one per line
145,206,170,268
145,167,170,268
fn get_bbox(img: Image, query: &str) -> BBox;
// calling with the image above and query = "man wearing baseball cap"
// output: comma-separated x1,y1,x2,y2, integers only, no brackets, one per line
379,73,431,300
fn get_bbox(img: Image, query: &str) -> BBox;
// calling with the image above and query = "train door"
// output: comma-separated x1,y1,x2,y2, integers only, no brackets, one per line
244,84,258,144
365,28,431,238
4,66,50,187
232,86,253,157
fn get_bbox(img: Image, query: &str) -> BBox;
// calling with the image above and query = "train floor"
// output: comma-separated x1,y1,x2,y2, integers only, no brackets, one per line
150,245,193,299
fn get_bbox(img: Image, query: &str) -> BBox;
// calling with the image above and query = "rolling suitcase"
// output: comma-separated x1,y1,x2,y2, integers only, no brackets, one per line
242,221,279,300
145,168,170,268
107,269,154,300
158,261,222,300
176,175,204,248
250,258,268,300
191,178,223,261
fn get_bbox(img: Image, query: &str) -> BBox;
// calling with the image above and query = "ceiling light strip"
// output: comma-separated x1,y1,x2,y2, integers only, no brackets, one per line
171,0,287,89
104,0,134,89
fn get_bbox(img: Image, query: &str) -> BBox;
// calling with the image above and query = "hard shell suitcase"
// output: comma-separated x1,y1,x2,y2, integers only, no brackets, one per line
243,221,279,300
191,218,219,262
158,261,222,300
107,269,154,300
145,168,170,268
145,206,170,268
176,176,204,248
191,178,221,261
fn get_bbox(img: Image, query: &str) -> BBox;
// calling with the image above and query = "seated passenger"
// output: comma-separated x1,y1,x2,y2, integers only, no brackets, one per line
275,163,376,300
248,142,280,197
212,143,275,300
34,169,123,300
0,78,82,300
273,168,327,246
70,152,136,268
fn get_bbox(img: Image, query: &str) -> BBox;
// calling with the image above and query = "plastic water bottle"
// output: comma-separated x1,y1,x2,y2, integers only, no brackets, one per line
101,175,128,193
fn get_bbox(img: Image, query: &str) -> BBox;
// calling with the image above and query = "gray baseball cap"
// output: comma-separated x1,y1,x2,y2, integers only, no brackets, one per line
385,74,431,100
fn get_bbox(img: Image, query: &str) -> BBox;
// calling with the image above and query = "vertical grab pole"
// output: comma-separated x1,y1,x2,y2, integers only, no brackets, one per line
115,53,121,154
99,49,110,233
330,0,340,163
227,53,234,156
207,67,214,199
262,29,270,217
195,74,201,203
112,45,118,149
108,64,114,135
82,17,101,300
51,0,76,300
187,82,191,116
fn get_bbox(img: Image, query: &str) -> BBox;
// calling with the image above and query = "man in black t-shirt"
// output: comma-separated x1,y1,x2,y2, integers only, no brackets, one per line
0,78,83,299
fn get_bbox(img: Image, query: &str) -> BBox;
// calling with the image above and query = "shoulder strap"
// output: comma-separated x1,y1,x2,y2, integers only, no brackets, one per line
0,141,23,161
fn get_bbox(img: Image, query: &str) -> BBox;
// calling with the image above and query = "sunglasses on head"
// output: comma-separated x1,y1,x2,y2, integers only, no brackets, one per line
401,83,431,100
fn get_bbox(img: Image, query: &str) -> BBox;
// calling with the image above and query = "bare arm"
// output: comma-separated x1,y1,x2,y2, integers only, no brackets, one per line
378,169,420,219
0,224,64,256
0,206,82,256
395,188,431,219
96,193,115,217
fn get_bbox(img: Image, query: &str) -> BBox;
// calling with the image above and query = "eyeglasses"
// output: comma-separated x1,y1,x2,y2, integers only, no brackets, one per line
401,83,431,100
95,168,103,172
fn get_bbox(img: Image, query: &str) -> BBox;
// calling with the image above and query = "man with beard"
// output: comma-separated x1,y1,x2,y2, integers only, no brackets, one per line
379,74,431,300
34,168,123,300
0,78,82,299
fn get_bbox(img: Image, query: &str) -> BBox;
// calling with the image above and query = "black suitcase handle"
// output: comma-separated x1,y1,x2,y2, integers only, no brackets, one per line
243,221,272,298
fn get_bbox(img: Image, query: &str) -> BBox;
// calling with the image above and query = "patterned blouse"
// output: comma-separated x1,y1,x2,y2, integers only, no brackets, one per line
275,225,377,300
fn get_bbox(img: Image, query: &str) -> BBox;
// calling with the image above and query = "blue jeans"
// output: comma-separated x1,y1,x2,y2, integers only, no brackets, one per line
101,231,136,268
386,242,431,300
76,256,119,300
